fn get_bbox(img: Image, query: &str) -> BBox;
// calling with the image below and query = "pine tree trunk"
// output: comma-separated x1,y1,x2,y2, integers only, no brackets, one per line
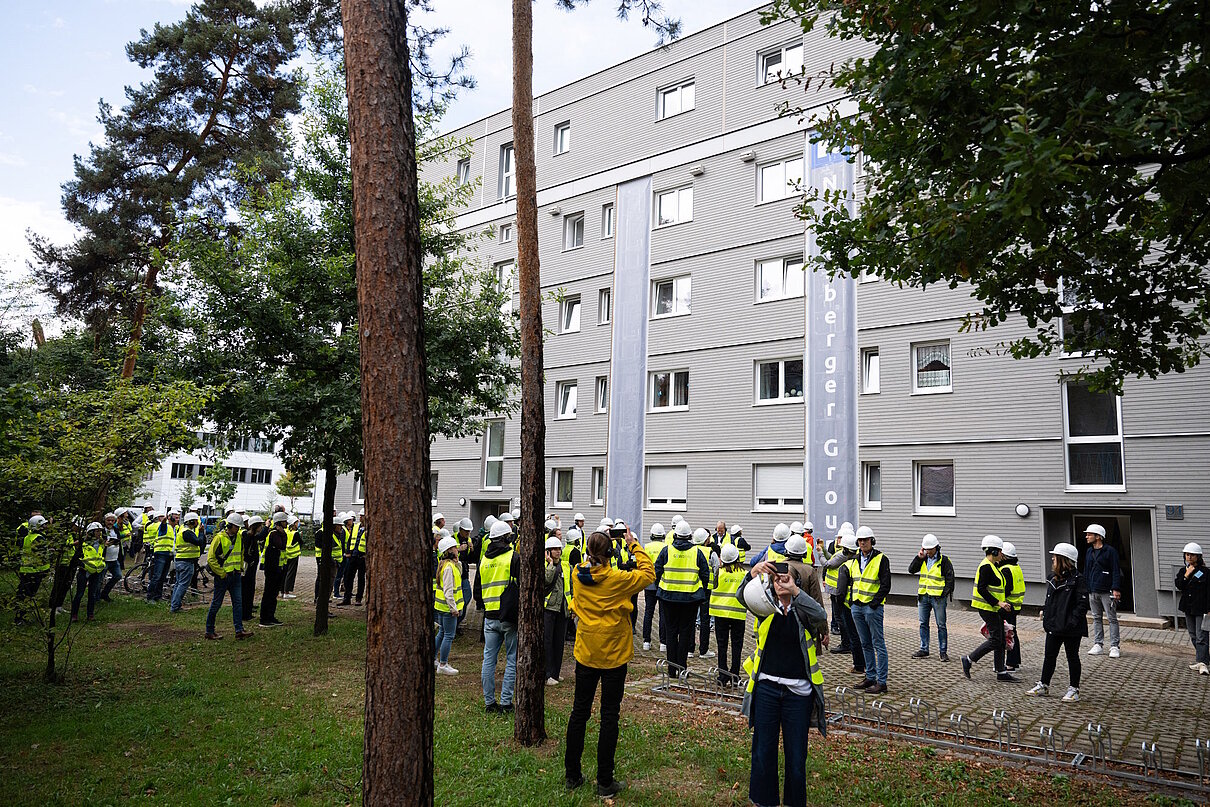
341,1,434,804
120,262,159,379
313,457,337,637
512,0,548,748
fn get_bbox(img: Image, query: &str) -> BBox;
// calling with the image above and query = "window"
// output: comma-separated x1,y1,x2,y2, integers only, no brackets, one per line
657,79,695,120
754,464,805,511
557,380,578,419
249,437,274,453
1058,278,1107,357
756,358,804,403
430,472,438,506
554,121,571,155
553,468,574,507
494,260,515,314
646,465,687,509
196,464,210,478
861,348,880,394
760,40,803,85
602,203,614,238
1062,381,1125,489
352,473,365,504
591,467,605,505
249,468,272,485
756,256,804,301
863,462,882,510
650,369,689,411
560,295,581,333
230,466,248,484
912,341,952,393
170,462,195,480
758,156,804,203
655,185,693,226
595,376,608,413
652,275,691,318
499,223,513,243
483,420,505,489
914,461,955,516
499,143,515,198
563,212,584,250
597,288,612,325
456,157,471,186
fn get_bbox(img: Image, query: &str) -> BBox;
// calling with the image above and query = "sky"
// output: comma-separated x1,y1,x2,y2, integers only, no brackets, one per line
0,0,759,335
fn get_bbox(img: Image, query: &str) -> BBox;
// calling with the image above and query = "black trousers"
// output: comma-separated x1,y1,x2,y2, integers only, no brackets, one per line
544,610,567,680
630,593,639,632
241,556,259,620
564,661,627,785
697,599,712,653
282,557,299,593
1040,633,1082,688
642,588,665,644
830,594,851,647
715,616,745,681
342,555,366,602
1005,609,1021,668
260,565,283,622
969,609,1006,672
660,599,699,672
839,604,865,670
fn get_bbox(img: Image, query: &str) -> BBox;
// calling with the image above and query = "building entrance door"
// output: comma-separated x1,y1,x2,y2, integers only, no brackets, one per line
470,500,512,535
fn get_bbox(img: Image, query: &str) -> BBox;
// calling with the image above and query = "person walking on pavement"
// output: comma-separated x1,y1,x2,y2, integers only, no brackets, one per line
962,535,1018,682
1001,542,1025,670
907,534,954,661
654,520,711,673
1026,542,1088,701
479,519,520,713
641,524,667,652
170,512,205,613
1175,542,1210,676
433,534,463,675
543,535,569,685
1083,523,1123,658
205,514,253,640
258,512,288,627
846,526,890,694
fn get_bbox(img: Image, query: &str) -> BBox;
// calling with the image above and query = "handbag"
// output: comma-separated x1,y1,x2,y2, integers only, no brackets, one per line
498,572,520,624
979,619,1016,651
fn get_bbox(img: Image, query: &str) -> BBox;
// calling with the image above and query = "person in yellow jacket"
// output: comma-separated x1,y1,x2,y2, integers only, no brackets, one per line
563,526,654,799
204,514,253,641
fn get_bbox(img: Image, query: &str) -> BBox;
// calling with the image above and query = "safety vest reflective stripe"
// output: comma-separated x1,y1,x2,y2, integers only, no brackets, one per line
850,552,885,604
210,531,243,573
709,567,748,619
283,528,301,560
970,558,1006,612
696,545,714,590
176,528,202,560
743,608,824,694
479,549,514,611
917,554,946,597
154,522,178,553
658,545,703,594
313,531,344,562
1005,564,1025,607
82,543,106,574
349,524,366,554
433,560,464,613
19,532,50,574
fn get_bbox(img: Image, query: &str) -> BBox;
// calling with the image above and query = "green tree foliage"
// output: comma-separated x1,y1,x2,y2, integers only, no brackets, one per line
769,0,1210,391
275,470,313,511
196,458,238,513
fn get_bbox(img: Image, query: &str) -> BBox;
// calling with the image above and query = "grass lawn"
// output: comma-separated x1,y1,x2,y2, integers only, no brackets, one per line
0,597,1194,806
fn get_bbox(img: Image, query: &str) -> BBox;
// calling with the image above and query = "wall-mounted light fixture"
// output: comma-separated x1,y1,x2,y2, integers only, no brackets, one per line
689,164,705,176
1015,503,1030,518
739,149,756,162
458,497,467,507
549,205,562,216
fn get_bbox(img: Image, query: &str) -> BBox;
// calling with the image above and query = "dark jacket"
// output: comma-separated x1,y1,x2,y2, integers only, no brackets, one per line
906,551,955,599
654,536,711,603
1041,569,1089,637
975,558,1005,609
1083,544,1121,593
1175,562,1210,616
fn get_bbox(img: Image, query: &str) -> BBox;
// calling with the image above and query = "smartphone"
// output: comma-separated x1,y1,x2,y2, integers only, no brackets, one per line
772,562,789,574
609,526,626,538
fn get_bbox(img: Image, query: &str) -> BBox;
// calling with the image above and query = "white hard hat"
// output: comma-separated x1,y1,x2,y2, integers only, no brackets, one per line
184,512,201,524
789,521,805,535
785,535,808,557
359,509,365,517
574,513,585,521
104,512,116,520
921,534,939,550
433,512,444,522
613,519,627,531
720,544,740,564
247,515,264,527
599,517,615,528
567,528,583,543
671,514,683,525
773,523,791,541
271,511,289,523
840,534,859,552
838,521,854,535
500,512,514,523
437,535,457,554
1084,523,1106,538
484,515,498,528
1184,542,1204,556
651,523,665,537
436,528,451,539
1002,542,1018,558
289,515,299,525
1050,542,1078,563
855,526,874,540
545,519,558,532
981,534,1004,551
86,521,103,532
731,524,742,535
691,527,708,545
168,507,181,515
489,521,513,540
741,575,778,618
545,536,563,551
28,515,47,529
458,517,473,531
225,513,243,526
674,521,692,538
511,508,520,519
804,521,814,532
342,512,355,523
149,510,162,520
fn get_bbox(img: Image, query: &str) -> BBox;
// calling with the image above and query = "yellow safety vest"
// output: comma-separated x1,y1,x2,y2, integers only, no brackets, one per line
917,553,947,597
175,527,202,560
259,528,287,568
823,542,843,590
716,532,747,563
971,557,1006,612
696,545,714,590
709,566,748,620
561,543,578,605
766,547,788,565
153,521,179,553
19,532,50,574
1004,563,1025,608
658,545,703,596
433,560,464,613
643,539,668,585
82,542,106,574
283,528,301,560
348,523,367,554
850,552,885,605
208,531,243,576
743,607,824,694
314,527,344,562
479,548,515,613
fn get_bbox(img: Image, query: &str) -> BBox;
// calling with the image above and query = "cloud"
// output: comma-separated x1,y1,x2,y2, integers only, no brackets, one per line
0,152,27,167
23,83,66,99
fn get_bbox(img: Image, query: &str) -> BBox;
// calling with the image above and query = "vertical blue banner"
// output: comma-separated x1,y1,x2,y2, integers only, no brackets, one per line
607,177,652,535
804,138,858,534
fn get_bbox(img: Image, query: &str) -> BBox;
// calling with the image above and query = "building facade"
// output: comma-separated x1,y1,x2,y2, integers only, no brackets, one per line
344,6,1209,619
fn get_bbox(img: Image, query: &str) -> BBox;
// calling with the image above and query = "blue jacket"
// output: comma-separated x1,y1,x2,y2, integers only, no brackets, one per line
749,540,788,568
1083,544,1121,593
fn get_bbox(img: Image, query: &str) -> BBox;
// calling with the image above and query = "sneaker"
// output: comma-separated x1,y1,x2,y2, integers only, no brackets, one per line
1062,686,1080,702
1088,643,1103,656
1026,682,1049,696
258,621,278,628
1200,663,1209,676
546,677,559,686
996,672,1020,683
642,641,651,651
565,775,585,791
659,643,666,652
939,653,951,662
437,663,459,676
911,649,929,659
700,650,716,659
596,780,626,799
1108,646,1120,659
961,656,972,679
688,651,695,658
269,618,284,626
1189,663,1202,671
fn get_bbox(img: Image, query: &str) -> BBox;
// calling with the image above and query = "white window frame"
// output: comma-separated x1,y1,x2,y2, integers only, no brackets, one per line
552,468,574,507
352,473,365,504
911,340,953,394
556,380,578,420
456,157,471,186
560,295,581,334
862,462,882,510
753,463,805,512
170,462,195,480
597,288,612,325
554,121,571,155
591,467,605,506
499,223,513,243
755,255,805,302
655,185,693,227
563,212,585,251
646,465,687,510
861,347,880,394
494,260,515,315
483,420,505,490
755,357,805,404
1058,277,1105,359
914,460,956,516
757,155,804,203
595,376,608,413
656,79,695,120
649,369,689,412
759,40,804,85
602,203,615,238
1061,381,1126,492
249,468,272,485
500,143,515,199
651,275,691,319
430,472,438,507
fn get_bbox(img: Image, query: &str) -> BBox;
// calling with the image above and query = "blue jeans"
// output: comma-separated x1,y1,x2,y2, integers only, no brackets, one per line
749,679,812,807
435,611,458,664
206,571,243,634
851,603,888,684
146,552,172,601
482,618,517,706
170,559,197,612
917,595,948,654
102,559,123,598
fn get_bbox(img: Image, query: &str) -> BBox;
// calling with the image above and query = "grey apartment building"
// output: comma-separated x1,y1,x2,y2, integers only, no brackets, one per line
338,6,1209,619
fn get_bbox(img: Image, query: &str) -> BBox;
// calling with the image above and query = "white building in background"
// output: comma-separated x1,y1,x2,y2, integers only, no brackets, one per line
134,431,318,518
